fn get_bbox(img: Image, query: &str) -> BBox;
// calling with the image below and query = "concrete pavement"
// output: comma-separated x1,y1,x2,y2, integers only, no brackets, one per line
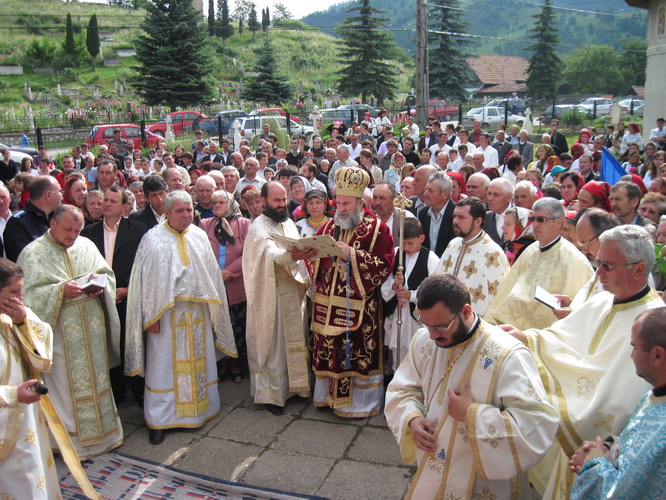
111,377,415,499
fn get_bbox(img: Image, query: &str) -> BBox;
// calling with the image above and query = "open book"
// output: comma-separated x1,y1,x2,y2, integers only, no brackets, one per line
272,234,344,259
73,273,108,294
534,285,561,309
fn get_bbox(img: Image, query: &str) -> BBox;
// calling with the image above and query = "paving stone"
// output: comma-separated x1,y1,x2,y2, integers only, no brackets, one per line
241,449,334,495
208,407,293,447
317,460,413,500
218,377,253,407
346,427,404,466
117,427,200,463
174,436,263,480
190,403,235,435
272,419,358,459
368,413,389,428
301,404,368,426
117,399,145,426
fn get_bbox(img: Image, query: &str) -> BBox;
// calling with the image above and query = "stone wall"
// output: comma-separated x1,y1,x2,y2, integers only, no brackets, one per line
0,66,23,75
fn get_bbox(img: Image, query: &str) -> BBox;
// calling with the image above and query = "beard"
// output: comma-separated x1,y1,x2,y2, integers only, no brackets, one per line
334,206,363,230
264,204,289,223
435,318,471,349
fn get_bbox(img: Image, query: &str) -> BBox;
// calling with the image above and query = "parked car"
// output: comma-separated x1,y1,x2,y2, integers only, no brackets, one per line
0,142,39,157
247,108,300,122
462,106,525,128
619,98,644,117
231,116,312,141
578,97,614,116
321,108,357,125
539,104,592,121
146,111,208,137
87,123,162,148
402,99,460,122
199,110,248,137
337,103,379,118
7,149,31,165
487,97,527,115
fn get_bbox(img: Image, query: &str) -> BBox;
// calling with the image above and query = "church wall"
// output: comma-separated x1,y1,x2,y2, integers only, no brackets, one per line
645,0,666,140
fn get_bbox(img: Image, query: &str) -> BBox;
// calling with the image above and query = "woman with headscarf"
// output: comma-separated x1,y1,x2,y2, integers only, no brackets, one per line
64,173,88,210
199,190,251,383
358,149,382,186
500,207,535,265
578,181,611,211
383,151,405,188
574,128,593,154
621,122,644,155
294,190,334,238
446,171,467,203
288,175,312,218
559,172,584,209
310,135,326,167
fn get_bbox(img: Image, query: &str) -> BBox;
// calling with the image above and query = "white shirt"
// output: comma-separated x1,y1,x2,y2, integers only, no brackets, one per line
480,145,499,167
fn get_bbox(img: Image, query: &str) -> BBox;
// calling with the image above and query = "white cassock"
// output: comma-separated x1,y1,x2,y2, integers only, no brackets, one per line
385,319,559,499
0,310,60,499
524,287,663,499
435,231,509,316
381,247,439,370
126,222,237,430
484,236,593,330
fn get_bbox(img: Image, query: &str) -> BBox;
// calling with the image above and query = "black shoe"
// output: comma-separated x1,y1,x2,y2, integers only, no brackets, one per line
149,429,166,445
266,404,284,415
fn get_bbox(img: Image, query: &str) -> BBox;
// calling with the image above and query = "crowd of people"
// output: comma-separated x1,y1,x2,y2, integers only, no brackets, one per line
2,113,666,499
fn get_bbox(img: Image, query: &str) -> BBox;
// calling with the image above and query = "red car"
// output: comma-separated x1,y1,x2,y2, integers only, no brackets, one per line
87,123,162,148
248,107,300,122
147,111,208,136
400,100,460,122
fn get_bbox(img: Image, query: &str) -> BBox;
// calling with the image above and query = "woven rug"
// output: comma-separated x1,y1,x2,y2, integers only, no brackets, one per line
60,452,329,500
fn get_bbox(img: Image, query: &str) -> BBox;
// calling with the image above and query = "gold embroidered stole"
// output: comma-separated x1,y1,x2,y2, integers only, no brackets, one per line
407,327,516,499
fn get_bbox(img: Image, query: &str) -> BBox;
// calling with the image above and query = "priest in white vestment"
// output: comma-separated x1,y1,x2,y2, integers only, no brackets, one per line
500,225,663,499
18,205,123,459
126,191,237,445
243,182,314,415
435,197,509,316
386,274,559,500
485,197,593,330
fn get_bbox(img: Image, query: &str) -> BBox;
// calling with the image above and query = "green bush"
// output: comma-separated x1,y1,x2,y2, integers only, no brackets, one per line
561,109,586,128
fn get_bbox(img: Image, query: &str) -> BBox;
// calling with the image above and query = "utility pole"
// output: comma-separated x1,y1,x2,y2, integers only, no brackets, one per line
415,0,429,127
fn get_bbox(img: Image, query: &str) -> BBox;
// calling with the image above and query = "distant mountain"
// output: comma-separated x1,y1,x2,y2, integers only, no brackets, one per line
301,0,647,57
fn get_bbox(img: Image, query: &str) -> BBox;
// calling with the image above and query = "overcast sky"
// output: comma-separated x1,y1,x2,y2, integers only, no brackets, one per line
77,0,345,20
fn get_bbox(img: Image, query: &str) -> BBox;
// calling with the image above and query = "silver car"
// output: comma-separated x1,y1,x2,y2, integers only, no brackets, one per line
463,106,526,128
231,116,313,141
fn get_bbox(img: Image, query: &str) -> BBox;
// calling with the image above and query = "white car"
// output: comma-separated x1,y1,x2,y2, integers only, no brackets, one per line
231,116,313,141
463,106,525,128
578,97,614,116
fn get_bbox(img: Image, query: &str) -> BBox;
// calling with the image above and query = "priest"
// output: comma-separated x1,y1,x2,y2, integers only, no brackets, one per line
125,191,237,445
308,167,395,418
484,197,593,330
435,197,509,316
385,274,559,499
18,205,123,459
500,225,664,499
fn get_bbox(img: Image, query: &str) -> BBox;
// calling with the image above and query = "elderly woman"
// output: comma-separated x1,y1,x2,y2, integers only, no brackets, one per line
294,190,333,238
620,122,644,155
446,171,467,203
288,175,311,217
578,181,611,211
84,189,104,226
501,207,535,265
64,173,88,209
199,190,251,383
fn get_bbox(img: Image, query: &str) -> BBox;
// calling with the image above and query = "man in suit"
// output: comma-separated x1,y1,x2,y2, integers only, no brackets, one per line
492,130,513,167
200,141,225,164
418,171,455,257
484,178,527,245
407,165,436,216
81,185,147,405
549,119,569,156
128,175,168,230
511,129,534,164
610,181,656,228
371,181,415,238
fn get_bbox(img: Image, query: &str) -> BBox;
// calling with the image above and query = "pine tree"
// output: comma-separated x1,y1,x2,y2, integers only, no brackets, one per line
208,0,215,36
242,35,291,103
64,13,76,56
239,16,243,34
264,7,270,31
261,8,267,32
334,0,398,103
428,0,473,102
131,0,213,107
216,0,234,42
525,0,562,101
248,3,260,41
86,14,100,71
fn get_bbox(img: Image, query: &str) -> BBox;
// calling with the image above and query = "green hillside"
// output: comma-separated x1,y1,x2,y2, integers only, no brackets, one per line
301,0,647,57
0,1,413,111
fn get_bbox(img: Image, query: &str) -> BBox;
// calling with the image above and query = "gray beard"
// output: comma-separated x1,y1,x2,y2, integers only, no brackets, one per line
334,207,362,230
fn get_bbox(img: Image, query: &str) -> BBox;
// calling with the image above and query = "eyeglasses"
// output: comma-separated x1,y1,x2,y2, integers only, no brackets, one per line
594,260,639,272
416,308,462,334
576,235,598,248
527,216,560,223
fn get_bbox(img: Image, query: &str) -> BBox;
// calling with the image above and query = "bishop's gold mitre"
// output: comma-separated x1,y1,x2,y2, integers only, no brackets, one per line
334,166,370,198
